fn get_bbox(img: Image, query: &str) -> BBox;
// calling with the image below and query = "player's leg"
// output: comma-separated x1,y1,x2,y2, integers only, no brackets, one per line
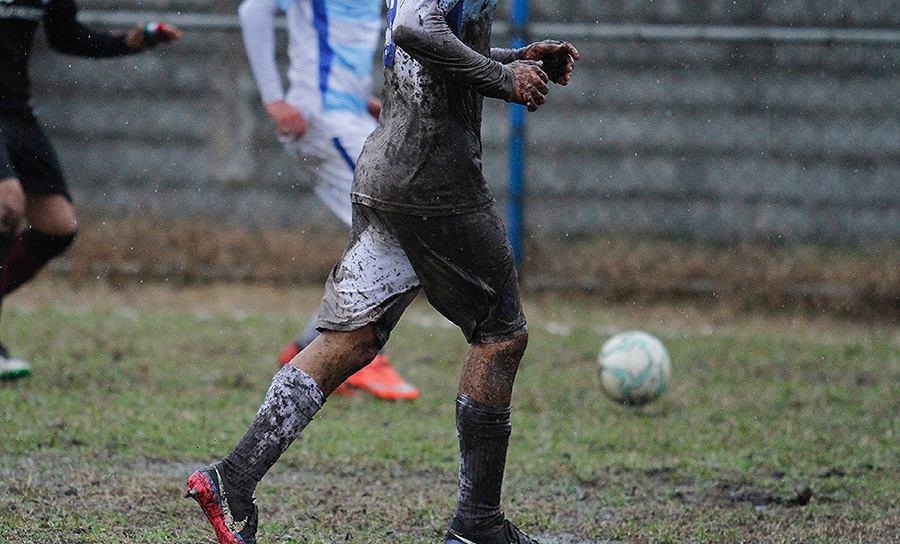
379,207,538,543
0,173,29,381
187,326,381,544
0,194,77,296
187,204,421,544
0,111,76,380
278,118,419,400
0,111,77,297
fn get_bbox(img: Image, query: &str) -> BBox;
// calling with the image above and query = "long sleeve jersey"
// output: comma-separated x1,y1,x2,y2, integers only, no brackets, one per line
0,0,135,111
238,0,382,116
351,0,520,216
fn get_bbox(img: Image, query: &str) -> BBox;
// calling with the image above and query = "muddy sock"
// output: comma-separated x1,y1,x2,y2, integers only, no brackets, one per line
451,394,511,534
221,365,325,517
0,229,76,296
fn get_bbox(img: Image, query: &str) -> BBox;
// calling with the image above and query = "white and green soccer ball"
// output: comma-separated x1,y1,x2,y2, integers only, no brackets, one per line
598,331,671,406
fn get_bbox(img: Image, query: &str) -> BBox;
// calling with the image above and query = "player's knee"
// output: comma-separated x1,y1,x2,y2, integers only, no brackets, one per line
475,331,529,368
354,330,383,362
0,178,26,232
504,331,529,363
27,196,78,236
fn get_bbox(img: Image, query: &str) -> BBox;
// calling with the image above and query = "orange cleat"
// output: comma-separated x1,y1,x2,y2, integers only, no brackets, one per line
344,354,419,401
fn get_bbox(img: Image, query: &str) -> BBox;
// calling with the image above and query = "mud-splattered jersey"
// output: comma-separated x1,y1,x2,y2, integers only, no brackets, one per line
351,0,517,216
0,0,133,111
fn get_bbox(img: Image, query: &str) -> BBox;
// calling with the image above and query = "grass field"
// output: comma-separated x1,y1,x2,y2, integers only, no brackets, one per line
1,278,897,543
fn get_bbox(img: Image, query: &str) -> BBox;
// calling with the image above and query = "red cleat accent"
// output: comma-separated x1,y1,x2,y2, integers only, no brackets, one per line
185,465,257,544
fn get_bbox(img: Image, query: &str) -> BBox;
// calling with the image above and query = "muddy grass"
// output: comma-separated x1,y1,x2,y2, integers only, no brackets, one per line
1,279,897,543
3,452,895,544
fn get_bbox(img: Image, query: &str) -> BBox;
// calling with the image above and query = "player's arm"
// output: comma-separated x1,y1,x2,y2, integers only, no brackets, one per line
43,0,180,57
392,0,550,110
238,0,307,139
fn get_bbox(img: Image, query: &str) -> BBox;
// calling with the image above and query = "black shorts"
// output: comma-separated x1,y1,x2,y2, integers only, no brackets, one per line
0,109,71,200
317,204,527,346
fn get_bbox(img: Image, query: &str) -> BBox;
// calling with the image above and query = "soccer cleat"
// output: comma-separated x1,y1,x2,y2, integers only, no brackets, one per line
445,520,541,544
0,344,31,381
185,463,258,544
344,353,419,401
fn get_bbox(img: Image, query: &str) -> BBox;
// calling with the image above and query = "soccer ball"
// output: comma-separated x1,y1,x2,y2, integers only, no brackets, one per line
598,331,671,406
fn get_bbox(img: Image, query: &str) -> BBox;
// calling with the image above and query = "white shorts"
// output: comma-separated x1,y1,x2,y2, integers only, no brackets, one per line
279,111,377,226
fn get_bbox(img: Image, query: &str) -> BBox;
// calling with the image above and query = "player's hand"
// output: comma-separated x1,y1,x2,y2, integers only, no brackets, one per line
506,60,550,112
126,22,182,51
266,100,308,139
367,97,383,120
522,40,580,85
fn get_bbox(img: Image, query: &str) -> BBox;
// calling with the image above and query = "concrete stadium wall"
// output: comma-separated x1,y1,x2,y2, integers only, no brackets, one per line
28,1,899,243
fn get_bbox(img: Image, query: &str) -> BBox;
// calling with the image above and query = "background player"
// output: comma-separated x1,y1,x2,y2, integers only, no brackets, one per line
238,0,418,401
187,0,578,542
0,0,181,380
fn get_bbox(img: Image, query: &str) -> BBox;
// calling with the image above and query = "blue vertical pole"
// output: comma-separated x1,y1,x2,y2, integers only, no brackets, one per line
507,0,529,267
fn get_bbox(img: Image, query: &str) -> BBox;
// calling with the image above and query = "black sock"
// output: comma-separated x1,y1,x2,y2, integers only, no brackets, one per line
0,230,13,317
0,230,14,262
0,229,76,296
451,394,512,534
221,365,325,517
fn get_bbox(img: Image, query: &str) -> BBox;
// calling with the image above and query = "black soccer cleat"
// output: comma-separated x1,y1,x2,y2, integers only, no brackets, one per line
445,519,542,544
185,462,258,544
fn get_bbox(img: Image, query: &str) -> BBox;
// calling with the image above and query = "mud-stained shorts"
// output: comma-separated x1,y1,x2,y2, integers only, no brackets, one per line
317,204,527,346
0,109,71,200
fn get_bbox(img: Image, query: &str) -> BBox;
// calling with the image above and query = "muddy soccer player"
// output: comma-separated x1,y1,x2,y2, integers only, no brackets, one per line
0,0,181,381
238,0,419,401
187,0,578,542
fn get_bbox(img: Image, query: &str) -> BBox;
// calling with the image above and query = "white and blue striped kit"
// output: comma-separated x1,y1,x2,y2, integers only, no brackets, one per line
240,0,382,225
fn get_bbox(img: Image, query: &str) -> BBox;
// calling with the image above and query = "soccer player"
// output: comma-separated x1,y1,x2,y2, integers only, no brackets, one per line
238,0,419,401
0,1,181,380
187,0,578,542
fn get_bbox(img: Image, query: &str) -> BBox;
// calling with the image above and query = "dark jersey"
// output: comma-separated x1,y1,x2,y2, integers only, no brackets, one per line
351,0,519,216
0,0,133,111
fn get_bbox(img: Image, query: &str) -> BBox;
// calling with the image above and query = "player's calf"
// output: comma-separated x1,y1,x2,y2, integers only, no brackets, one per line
0,228,77,296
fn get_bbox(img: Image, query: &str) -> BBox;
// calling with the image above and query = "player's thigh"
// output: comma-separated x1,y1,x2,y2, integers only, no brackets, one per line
3,111,73,224
317,204,421,347
0,119,27,226
380,207,526,344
